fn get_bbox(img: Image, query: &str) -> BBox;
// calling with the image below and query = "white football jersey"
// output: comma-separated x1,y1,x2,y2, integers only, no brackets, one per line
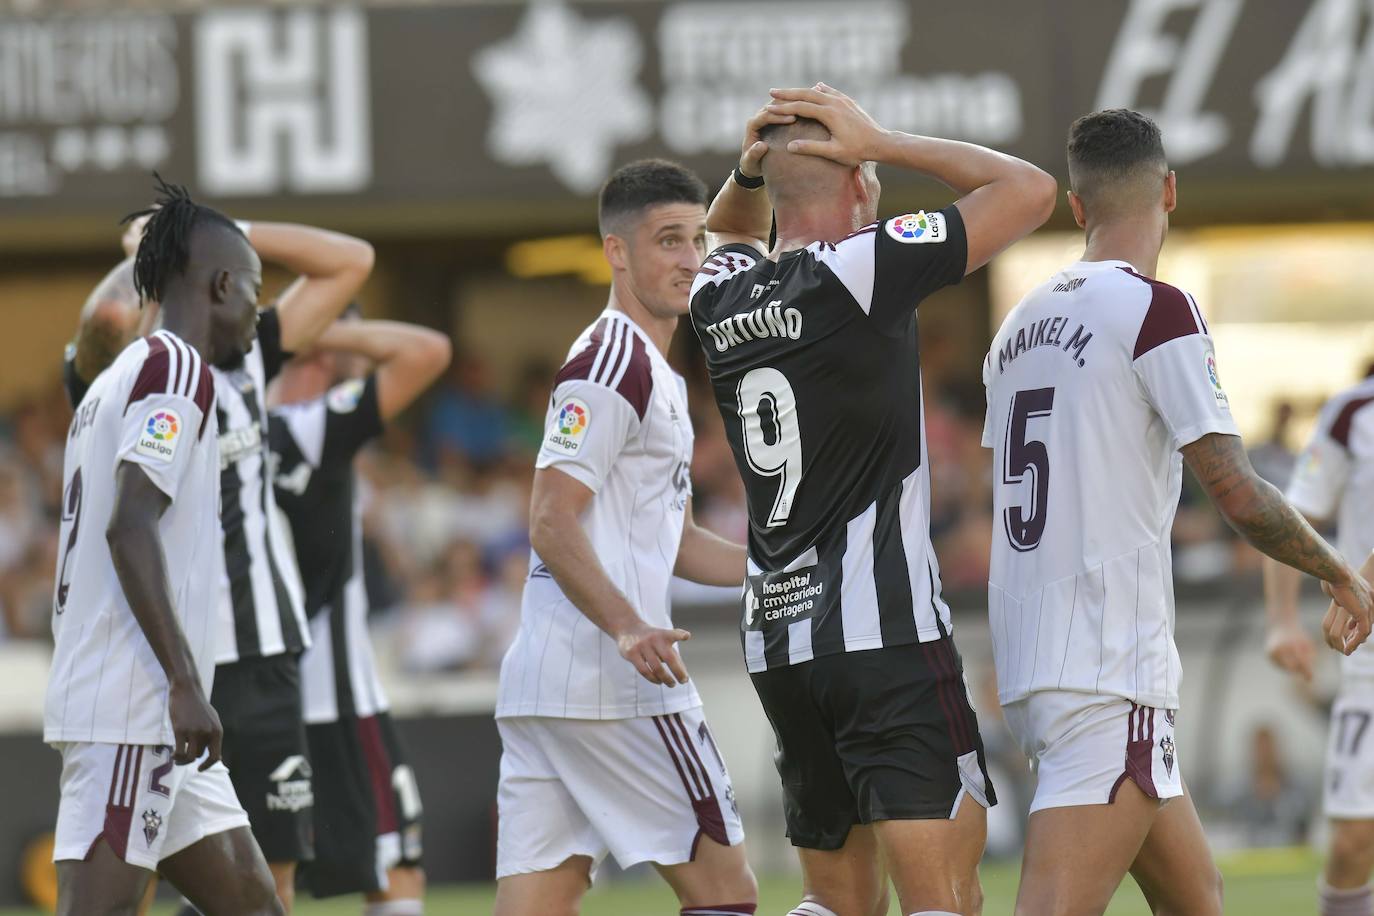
497,309,700,719
1286,376,1374,679
982,260,1238,709
45,331,222,746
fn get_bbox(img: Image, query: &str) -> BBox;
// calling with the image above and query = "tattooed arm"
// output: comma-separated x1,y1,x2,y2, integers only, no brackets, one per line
1182,432,1373,651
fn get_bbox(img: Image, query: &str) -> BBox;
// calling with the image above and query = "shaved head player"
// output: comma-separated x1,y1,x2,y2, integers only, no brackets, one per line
46,179,282,916
692,86,1056,916
982,108,1374,916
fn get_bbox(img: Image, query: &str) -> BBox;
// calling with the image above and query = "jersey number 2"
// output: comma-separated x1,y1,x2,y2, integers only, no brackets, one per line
55,467,84,614
738,367,802,527
1002,388,1055,552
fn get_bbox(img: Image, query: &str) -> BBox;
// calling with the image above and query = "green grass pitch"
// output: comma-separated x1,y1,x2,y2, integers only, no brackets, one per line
0,846,1303,914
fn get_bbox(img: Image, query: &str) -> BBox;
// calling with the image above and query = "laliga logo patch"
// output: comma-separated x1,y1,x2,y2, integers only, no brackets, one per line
135,408,182,463
1205,351,1229,407
886,210,946,244
545,397,590,456
327,378,365,414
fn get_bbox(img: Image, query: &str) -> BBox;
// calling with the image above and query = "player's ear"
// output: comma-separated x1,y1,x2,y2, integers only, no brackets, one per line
209,269,231,303
1163,170,1177,214
603,234,630,272
1067,190,1087,229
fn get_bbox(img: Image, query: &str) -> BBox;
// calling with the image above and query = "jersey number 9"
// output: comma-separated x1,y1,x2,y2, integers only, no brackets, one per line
738,367,803,528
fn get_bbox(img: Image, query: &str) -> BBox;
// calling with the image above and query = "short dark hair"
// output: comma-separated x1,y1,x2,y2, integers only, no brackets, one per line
597,159,707,237
122,174,243,304
1067,109,1166,207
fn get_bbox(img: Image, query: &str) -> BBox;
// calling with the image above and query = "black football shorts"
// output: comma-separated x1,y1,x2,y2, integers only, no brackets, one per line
211,652,315,863
303,711,424,898
749,638,996,850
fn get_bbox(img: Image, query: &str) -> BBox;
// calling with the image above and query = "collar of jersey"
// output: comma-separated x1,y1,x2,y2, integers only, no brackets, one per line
1065,258,1138,272
599,307,665,364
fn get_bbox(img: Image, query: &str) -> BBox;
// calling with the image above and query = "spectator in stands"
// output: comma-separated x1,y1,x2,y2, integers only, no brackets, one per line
426,351,511,467
1250,401,1299,488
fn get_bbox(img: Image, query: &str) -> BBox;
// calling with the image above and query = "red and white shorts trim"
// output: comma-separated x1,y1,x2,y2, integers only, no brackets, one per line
1002,691,1182,814
495,707,745,880
52,742,249,871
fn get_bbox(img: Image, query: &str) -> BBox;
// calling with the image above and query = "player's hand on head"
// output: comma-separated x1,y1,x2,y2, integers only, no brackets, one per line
1264,622,1316,682
765,82,885,167
168,679,223,769
739,105,795,179
121,211,155,259
617,625,692,686
1325,573,1374,653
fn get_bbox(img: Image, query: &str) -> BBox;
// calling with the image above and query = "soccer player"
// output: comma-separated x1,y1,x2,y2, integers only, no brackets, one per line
692,86,1056,916
45,180,282,915
493,160,757,916
267,311,451,914
202,218,374,910
1264,367,1374,916
63,215,372,912
981,108,1374,916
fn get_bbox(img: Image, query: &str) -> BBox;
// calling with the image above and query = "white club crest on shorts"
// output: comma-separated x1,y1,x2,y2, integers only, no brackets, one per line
544,397,590,456
886,211,946,244
142,809,162,846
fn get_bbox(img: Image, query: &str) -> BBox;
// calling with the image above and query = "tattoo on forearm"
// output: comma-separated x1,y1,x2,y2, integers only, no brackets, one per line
1182,434,1345,582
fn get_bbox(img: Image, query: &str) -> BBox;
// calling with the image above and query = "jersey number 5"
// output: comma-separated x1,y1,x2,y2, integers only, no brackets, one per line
1002,388,1055,552
738,367,803,527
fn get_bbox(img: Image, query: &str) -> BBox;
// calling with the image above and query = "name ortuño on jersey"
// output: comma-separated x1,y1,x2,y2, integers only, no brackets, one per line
212,307,308,664
496,309,699,719
1286,375,1374,680
45,331,222,746
689,208,968,674
982,260,1238,710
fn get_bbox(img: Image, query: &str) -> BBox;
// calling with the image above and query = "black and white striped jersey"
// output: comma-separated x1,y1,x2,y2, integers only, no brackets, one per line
689,208,968,673
212,307,309,663
268,375,389,722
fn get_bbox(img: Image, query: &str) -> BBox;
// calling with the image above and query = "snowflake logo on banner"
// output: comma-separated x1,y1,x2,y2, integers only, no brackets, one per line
473,0,653,193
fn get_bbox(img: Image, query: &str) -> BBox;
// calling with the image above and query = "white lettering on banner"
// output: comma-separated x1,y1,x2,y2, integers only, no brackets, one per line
472,1,653,194
658,2,1021,157
1250,0,1374,168
1095,0,1241,165
195,7,371,196
0,15,177,196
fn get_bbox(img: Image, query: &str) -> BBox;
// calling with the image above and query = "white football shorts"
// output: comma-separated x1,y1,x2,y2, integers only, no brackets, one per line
1002,691,1183,814
1325,687,1374,819
496,707,745,880
53,742,250,871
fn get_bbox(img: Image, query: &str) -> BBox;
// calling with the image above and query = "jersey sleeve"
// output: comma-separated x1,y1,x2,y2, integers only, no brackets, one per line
117,339,216,500
690,244,763,310
256,306,291,383
980,351,996,448
1131,285,1238,450
320,376,384,467
535,322,653,494
1286,402,1355,520
812,205,968,335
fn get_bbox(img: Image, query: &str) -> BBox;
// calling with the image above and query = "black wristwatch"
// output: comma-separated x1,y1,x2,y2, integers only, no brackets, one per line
732,167,765,190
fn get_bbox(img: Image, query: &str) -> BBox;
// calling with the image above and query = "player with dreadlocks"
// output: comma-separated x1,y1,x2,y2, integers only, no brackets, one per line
58,188,372,913
45,177,284,915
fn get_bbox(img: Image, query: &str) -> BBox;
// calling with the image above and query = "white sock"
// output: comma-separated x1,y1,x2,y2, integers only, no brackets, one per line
909,912,961,915
1321,881,1373,916
788,904,838,916
364,901,423,916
